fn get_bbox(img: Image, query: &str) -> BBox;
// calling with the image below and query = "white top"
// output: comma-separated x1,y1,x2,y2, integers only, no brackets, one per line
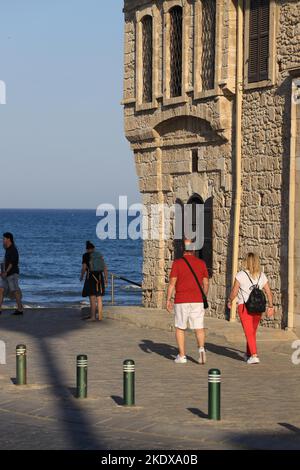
236,270,268,305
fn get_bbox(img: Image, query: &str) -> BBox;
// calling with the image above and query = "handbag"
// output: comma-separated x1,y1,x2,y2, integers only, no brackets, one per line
182,257,209,309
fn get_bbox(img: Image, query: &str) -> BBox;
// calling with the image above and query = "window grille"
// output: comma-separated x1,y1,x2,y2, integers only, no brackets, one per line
170,6,183,98
201,0,216,91
142,15,153,103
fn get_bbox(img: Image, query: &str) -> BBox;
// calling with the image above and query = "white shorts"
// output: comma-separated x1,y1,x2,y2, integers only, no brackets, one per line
174,303,205,330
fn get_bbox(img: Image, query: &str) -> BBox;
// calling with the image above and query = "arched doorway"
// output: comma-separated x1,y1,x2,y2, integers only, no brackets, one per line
186,194,204,260
174,194,213,276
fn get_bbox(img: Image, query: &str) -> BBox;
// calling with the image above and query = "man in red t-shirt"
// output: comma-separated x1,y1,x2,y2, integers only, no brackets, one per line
167,239,209,364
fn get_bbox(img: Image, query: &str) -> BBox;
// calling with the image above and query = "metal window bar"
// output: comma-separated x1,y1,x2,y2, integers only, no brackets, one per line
142,15,153,103
110,272,142,305
201,0,216,91
170,6,183,98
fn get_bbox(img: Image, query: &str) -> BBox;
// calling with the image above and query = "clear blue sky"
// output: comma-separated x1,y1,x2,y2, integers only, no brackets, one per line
0,0,140,209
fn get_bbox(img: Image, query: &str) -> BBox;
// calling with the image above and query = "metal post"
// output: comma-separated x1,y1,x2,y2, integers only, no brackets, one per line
208,368,221,420
111,274,115,305
16,344,27,385
123,359,135,406
76,354,88,399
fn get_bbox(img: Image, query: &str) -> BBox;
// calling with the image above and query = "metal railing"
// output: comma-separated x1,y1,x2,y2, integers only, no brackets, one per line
109,272,142,305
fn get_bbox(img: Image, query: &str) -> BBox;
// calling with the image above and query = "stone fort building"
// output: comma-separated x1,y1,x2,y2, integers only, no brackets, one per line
122,0,300,329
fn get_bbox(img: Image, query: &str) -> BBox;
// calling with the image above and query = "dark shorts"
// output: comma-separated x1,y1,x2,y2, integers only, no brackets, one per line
82,271,105,298
0,274,22,297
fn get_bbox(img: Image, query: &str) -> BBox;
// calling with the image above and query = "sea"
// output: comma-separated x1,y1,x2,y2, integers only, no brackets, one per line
0,209,143,308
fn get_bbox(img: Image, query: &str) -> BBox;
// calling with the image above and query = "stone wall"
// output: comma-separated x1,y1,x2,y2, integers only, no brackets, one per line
123,0,237,316
240,0,300,328
123,0,300,328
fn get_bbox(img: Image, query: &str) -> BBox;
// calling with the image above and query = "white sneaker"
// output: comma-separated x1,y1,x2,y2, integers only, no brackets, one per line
247,355,260,364
174,354,187,364
198,348,206,365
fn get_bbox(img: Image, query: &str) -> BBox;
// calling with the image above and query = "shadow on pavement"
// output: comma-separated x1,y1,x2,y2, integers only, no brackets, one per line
0,309,105,449
111,395,124,406
187,407,209,419
139,339,244,363
278,423,300,435
205,343,244,362
227,429,300,450
67,387,78,399
139,339,199,364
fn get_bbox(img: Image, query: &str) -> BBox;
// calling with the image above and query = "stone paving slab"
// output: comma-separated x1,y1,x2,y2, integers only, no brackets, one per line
0,307,300,450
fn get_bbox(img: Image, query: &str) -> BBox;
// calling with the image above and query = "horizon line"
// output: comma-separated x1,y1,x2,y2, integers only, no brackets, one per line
0,207,97,211
0,207,138,211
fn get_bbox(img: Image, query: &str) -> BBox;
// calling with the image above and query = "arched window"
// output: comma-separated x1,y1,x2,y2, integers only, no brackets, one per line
169,6,183,98
201,0,216,91
142,15,153,103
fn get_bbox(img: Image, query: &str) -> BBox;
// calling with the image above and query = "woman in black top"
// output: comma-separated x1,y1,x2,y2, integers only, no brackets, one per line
80,241,107,321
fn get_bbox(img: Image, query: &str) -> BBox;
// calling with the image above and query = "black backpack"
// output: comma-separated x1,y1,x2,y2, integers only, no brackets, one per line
242,271,267,314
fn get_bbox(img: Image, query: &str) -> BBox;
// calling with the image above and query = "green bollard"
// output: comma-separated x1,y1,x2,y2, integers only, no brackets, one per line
123,359,135,406
16,344,27,385
208,368,221,420
76,355,88,399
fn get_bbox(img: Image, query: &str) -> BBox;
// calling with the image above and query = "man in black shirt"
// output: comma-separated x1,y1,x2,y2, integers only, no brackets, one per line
0,232,23,315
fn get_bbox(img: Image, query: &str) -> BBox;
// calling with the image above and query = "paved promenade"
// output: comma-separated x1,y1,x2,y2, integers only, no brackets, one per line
0,307,300,450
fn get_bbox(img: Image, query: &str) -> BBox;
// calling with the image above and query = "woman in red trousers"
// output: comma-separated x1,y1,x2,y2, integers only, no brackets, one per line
228,253,274,364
